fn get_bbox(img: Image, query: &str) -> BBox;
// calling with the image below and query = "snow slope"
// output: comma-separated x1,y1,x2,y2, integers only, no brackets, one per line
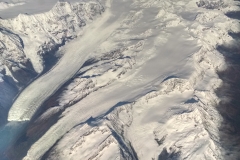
7,2,120,121
0,1,25,10
0,0,104,122
1,0,240,159
0,0,104,74
0,0,71,18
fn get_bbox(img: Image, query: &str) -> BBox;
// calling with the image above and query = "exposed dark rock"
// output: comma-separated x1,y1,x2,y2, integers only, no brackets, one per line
158,148,181,160
215,10,240,159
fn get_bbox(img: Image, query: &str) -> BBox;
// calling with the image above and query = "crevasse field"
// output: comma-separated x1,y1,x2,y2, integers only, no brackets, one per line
0,0,240,159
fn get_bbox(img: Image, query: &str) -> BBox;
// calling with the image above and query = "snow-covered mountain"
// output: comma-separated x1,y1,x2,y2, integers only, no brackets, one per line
0,0,240,159
0,1,25,10
0,0,104,124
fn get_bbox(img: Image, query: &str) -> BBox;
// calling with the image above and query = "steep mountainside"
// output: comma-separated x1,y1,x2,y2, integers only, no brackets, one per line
0,0,240,160
0,0,104,124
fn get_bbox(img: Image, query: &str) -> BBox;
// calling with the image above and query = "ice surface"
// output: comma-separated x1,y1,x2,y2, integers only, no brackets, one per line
0,0,104,74
7,4,119,121
1,0,240,159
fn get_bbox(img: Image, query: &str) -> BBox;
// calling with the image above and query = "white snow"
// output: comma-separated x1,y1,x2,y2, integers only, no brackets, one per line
0,0,105,74
1,0,240,159
0,1,25,10
0,0,76,18
7,2,119,121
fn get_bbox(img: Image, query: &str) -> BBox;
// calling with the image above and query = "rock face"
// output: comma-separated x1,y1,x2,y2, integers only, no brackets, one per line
196,0,225,9
0,1,104,75
1,0,240,160
0,0,104,120
0,27,35,86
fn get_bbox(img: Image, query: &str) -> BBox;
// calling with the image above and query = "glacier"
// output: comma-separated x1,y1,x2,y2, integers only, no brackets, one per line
0,0,240,159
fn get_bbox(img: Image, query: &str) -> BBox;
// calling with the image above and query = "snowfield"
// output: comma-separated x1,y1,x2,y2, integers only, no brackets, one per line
7,1,117,121
0,1,25,10
0,0,240,159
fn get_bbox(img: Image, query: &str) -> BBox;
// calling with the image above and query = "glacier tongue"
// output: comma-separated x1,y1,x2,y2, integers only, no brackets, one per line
0,0,104,74
7,1,110,121
1,0,240,159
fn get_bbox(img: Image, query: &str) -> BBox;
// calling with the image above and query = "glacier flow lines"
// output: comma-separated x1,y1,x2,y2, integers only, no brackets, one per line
7,7,122,122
